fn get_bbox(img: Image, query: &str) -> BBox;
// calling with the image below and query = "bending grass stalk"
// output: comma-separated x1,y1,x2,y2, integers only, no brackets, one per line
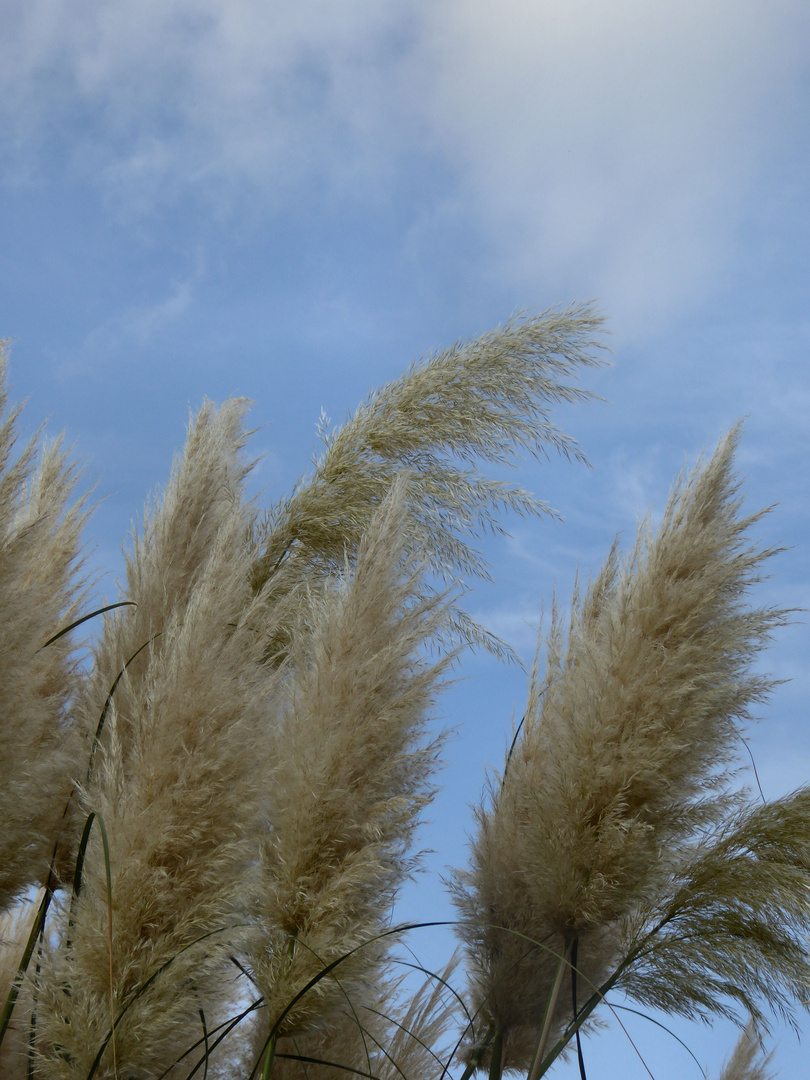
25,810,117,1080
36,602,136,653
95,814,118,1080
596,1008,655,1080
0,644,160,1048
357,958,474,1079
457,924,649,1080
523,899,695,1080
0,610,144,1051
391,959,476,1037
272,1051,381,1078
360,1004,449,1080
163,997,266,1080
360,1002,450,1080
570,938,586,1080
247,923,455,1080
260,1035,276,1080
269,1045,435,1080
296,1011,412,1080
453,923,582,1080
254,925,473,1074
85,633,162,785
608,1005,705,1077
527,939,573,1080
198,1009,210,1080
0,888,51,1049
67,811,106,952
0,796,97,1051
533,935,652,1078
278,934,378,1080
452,1025,496,1080
487,1031,503,1080
84,924,251,1080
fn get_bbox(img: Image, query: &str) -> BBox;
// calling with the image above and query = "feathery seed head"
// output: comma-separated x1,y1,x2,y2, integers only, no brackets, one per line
0,345,90,907
249,479,455,1039
453,425,791,1067
30,399,284,1079
250,304,608,662
716,1019,775,1080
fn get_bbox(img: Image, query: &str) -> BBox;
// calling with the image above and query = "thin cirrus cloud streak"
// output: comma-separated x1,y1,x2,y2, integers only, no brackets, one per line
53,264,203,379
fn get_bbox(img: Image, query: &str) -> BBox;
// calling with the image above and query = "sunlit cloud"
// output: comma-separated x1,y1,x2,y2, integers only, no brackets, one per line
411,0,809,328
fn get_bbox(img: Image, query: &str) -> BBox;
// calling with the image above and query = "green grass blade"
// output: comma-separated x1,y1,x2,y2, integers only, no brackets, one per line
37,602,136,651
0,888,52,1049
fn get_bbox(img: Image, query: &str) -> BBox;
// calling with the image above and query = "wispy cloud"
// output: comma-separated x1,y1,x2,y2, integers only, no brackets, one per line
5,0,808,333
411,0,810,328
55,263,200,377
2,0,418,211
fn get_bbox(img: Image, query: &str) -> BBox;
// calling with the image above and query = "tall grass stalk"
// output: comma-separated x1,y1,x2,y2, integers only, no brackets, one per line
0,310,807,1079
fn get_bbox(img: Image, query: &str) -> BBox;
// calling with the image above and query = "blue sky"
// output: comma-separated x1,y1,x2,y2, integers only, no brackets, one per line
2,1,809,1075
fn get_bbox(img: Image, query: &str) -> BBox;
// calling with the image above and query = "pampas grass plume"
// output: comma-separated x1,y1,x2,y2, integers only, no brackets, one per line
453,425,791,1069
0,345,89,908
2,312,807,1080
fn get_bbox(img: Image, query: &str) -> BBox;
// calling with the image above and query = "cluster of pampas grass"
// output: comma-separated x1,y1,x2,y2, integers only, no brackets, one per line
0,305,807,1080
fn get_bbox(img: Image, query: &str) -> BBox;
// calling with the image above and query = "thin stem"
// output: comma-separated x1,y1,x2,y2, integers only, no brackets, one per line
488,1031,504,1080
261,1035,276,1080
527,939,572,1080
570,938,586,1080
454,1025,496,1080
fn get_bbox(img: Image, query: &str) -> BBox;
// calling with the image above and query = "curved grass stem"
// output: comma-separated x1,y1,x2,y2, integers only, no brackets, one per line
528,939,572,1080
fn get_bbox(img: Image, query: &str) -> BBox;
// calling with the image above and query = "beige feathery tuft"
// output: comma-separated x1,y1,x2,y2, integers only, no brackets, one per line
28,400,284,1080
4,320,805,1079
0,344,89,909
453,425,790,1069
617,787,810,1030
371,956,463,1080
256,956,462,1080
716,1020,775,1080
250,304,608,661
0,889,46,1074
246,478,455,1053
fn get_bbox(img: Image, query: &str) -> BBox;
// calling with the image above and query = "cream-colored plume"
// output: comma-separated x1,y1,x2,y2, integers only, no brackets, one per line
717,1019,775,1080
251,304,608,661
453,425,788,1070
26,400,282,1080
0,344,89,910
246,478,454,1060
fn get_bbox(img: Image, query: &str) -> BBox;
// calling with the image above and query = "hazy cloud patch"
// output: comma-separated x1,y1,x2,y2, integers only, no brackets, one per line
3,0,809,331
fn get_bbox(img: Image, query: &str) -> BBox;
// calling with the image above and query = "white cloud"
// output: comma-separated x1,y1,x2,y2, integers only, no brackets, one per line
410,0,810,329
3,0,808,330
2,0,418,209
